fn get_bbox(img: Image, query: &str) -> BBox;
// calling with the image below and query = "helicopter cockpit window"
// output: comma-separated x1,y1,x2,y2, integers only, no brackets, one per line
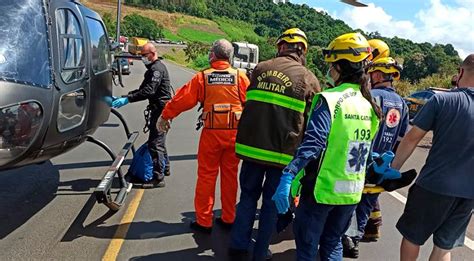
56,9,85,83
85,17,111,73
0,0,52,88
57,89,86,132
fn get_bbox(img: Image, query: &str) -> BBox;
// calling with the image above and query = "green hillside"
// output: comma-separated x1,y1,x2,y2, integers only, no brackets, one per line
123,0,461,92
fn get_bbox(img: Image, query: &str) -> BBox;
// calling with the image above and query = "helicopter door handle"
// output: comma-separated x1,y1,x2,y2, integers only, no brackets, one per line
64,90,85,98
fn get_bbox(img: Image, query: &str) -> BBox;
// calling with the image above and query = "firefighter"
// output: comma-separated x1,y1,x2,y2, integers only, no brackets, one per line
342,39,404,259
228,28,321,261
367,39,390,62
272,32,384,260
343,56,409,258
157,39,250,233
362,38,394,240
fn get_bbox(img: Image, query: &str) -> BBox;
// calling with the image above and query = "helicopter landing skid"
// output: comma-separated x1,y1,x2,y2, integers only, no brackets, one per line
86,131,139,211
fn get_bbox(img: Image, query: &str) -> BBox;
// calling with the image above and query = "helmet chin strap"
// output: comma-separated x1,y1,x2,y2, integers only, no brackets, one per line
371,75,393,87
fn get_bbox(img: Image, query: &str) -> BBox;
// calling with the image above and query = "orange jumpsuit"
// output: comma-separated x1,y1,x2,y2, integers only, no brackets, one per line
161,61,250,227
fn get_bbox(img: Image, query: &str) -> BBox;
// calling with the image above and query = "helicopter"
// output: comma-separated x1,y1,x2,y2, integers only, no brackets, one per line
0,0,138,210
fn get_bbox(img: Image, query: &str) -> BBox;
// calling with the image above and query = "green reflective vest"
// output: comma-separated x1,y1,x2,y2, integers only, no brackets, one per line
291,83,379,205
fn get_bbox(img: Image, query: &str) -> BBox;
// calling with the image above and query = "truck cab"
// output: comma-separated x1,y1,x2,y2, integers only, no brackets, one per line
232,42,259,74
128,37,149,55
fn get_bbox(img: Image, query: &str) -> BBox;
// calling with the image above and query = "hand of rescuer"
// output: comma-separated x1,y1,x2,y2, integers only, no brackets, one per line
103,96,117,107
272,171,294,214
111,97,129,108
366,151,401,184
157,115,171,132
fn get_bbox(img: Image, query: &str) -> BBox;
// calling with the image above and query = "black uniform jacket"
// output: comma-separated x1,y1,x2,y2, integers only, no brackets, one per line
127,58,172,108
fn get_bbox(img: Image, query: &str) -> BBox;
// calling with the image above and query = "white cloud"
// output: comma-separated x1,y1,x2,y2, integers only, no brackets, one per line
313,6,327,13
337,0,474,59
339,3,417,38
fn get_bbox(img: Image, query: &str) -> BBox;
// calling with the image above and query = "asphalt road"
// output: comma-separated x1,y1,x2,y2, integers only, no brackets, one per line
0,61,472,261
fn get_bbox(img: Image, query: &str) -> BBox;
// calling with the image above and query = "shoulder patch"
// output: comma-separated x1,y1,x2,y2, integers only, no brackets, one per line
152,71,161,82
386,108,401,128
206,72,236,85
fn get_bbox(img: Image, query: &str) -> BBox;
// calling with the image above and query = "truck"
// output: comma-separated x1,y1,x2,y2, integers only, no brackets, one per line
128,37,149,55
232,42,259,76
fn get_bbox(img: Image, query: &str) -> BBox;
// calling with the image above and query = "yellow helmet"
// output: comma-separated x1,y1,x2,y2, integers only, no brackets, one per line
368,39,390,61
276,28,308,50
323,32,372,63
368,57,403,80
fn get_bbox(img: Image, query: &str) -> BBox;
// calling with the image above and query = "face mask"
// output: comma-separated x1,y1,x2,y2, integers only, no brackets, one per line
370,75,377,88
325,67,335,88
142,56,151,65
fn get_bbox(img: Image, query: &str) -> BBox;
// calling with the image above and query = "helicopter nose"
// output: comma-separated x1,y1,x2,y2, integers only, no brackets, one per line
0,101,43,166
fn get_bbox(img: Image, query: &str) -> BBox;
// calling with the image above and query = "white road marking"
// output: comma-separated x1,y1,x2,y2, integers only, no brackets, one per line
388,191,474,251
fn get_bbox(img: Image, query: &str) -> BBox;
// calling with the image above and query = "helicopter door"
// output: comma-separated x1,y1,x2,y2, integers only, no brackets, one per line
84,16,112,130
50,4,89,137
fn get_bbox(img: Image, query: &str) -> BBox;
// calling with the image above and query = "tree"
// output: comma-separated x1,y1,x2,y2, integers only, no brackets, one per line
403,53,428,82
184,41,210,62
122,13,164,39
102,12,116,38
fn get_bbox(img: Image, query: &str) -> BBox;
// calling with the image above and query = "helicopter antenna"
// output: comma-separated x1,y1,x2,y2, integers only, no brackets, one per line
116,0,122,44
115,0,124,87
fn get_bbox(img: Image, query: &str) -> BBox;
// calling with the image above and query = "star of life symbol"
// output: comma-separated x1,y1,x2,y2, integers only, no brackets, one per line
346,141,370,174
386,108,400,128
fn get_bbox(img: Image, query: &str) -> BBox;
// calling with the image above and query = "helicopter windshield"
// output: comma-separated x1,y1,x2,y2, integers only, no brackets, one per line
0,0,51,88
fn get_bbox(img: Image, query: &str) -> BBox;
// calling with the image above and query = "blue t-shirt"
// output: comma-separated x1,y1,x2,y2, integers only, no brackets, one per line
413,88,474,199
371,86,409,154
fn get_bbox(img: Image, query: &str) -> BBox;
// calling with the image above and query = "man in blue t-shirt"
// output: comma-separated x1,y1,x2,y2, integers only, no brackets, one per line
392,54,474,261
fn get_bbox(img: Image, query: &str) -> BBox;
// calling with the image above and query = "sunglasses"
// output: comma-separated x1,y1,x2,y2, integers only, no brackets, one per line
141,52,151,57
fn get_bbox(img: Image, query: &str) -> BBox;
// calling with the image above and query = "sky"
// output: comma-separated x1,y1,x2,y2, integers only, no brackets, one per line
292,0,474,59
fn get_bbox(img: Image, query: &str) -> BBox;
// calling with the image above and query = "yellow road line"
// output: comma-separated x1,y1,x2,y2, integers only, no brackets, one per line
102,189,145,261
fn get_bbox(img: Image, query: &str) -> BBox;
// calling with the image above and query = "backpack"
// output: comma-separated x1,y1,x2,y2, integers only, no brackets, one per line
128,143,154,182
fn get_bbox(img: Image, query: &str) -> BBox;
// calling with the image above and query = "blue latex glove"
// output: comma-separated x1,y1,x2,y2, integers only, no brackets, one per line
371,151,401,183
272,171,294,214
103,96,116,107
112,97,129,108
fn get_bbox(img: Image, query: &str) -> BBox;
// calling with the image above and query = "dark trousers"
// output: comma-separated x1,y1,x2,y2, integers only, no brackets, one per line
230,160,282,260
148,108,169,180
355,193,380,239
294,196,357,261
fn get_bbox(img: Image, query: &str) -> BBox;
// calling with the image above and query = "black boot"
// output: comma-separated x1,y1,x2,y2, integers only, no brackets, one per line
215,217,233,230
190,221,212,234
342,235,359,259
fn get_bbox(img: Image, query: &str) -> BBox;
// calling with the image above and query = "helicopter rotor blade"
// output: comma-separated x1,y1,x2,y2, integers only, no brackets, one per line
340,0,368,7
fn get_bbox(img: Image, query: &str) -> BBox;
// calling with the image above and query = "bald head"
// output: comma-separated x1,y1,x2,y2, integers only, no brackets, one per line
461,54,474,72
210,39,233,62
142,42,158,61
458,54,474,88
